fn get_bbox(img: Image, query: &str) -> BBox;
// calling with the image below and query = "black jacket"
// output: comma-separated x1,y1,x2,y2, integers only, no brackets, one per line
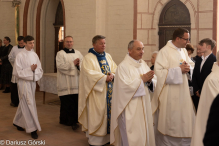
192,53,216,94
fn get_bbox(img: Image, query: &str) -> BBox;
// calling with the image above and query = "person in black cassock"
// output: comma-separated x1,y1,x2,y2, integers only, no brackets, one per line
8,36,25,107
0,37,13,93
56,36,83,130
203,94,219,146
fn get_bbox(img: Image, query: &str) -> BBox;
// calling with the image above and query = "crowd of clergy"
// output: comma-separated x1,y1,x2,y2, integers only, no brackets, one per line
1,27,219,146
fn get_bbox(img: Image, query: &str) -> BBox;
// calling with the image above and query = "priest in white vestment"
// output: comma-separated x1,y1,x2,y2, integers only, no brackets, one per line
110,40,156,146
8,36,25,107
56,36,83,130
191,51,219,146
78,35,117,146
13,36,43,139
151,28,195,146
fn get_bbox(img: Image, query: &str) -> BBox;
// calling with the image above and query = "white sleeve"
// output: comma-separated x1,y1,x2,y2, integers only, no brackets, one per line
8,47,15,66
13,54,43,81
165,67,183,84
56,51,76,75
93,75,107,92
13,56,35,81
133,80,146,97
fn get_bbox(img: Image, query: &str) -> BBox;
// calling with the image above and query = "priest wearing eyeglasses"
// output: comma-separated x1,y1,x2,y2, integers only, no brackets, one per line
151,28,195,146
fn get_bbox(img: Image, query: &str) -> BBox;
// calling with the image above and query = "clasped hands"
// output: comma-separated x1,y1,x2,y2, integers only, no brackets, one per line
31,64,37,71
180,61,190,74
74,58,80,66
141,70,154,83
106,73,114,82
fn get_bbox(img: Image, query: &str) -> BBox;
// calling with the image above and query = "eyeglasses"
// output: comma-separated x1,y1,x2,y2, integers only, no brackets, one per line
179,37,190,42
66,41,73,43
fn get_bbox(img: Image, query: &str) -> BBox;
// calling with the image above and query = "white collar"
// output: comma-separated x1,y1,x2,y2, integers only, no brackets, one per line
128,53,140,63
170,40,181,51
24,47,33,52
201,53,211,60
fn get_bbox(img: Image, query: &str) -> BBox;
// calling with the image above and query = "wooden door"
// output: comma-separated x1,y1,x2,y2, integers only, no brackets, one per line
158,0,191,49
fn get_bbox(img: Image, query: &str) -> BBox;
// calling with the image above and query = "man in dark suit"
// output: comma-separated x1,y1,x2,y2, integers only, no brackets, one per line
192,38,216,111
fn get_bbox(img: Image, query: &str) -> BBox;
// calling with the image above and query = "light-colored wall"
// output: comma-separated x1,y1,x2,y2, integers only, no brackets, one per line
0,1,16,46
105,0,134,64
27,0,38,40
64,0,96,57
19,0,26,36
63,0,133,65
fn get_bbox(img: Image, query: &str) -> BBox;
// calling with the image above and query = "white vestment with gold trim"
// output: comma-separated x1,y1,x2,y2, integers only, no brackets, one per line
191,62,219,146
151,41,195,146
110,54,156,146
78,52,117,146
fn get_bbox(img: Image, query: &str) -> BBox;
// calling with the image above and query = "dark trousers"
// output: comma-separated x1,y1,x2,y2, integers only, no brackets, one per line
59,94,78,126
11,82,19,106
192,95,199,112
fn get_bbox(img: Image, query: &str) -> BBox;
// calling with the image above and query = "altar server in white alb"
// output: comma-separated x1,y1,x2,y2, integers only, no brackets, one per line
191,51,219,146
12,35,43,139
110,40,156,146
56,36,83,130
78,35,117,146
8,36,25,107
151,28,195,146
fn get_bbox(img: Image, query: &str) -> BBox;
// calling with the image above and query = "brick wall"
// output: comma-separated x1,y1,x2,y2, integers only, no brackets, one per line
136,0,215,61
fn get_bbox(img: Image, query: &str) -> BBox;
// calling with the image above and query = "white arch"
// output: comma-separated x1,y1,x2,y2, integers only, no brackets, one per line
27,0,38,40
40,0,60,72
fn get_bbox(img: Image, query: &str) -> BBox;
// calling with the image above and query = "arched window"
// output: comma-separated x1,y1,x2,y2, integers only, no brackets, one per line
158,0,191,49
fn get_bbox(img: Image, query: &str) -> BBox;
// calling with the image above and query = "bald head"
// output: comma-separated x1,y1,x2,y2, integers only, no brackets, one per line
128,40,142,49
128,40,144,60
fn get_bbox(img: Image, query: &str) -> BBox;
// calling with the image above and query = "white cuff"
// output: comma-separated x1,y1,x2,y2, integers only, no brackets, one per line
93,75,107,92
165,67,183,84
134,80,146,97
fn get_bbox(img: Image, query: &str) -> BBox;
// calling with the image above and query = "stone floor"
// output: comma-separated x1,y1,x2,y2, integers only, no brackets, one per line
0,91,90,146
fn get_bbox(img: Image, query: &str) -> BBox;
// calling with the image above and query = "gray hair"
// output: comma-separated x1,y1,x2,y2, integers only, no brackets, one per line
128,40,143,50
92,35,106,44
217,51,219,62
128,40,135,50
152,51,159,55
